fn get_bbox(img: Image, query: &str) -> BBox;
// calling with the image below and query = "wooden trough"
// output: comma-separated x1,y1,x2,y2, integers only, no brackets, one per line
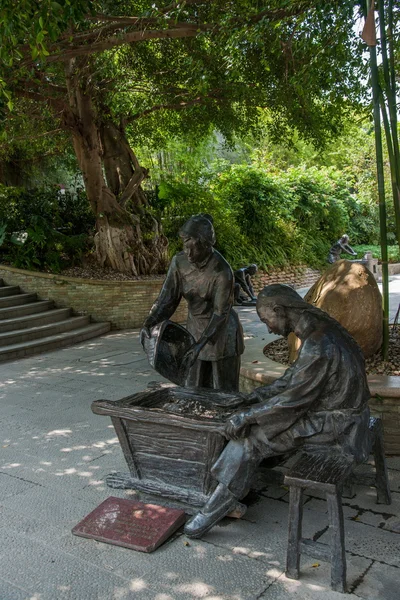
91,386,237,508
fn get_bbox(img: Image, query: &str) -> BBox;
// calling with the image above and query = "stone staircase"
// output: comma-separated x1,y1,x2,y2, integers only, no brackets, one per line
0,278,111,362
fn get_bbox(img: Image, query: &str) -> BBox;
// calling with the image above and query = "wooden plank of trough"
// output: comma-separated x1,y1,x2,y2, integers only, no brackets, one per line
111,417,141,478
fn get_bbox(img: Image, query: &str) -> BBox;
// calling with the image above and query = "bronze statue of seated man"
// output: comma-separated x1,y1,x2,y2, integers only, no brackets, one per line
234,264,258,304
184,284,371,538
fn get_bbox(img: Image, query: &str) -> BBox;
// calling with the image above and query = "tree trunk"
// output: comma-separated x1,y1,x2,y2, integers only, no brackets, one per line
63,60,168,275
101,120,134,197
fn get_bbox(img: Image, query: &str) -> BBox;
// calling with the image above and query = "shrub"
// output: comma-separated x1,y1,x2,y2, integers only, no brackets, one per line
154,179,252,266
153,164,377,270
275,166,352,265
0,185,94,271
210,166,303,268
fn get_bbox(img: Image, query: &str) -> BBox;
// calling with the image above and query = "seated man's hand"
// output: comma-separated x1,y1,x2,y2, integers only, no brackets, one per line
225,411,251,440
211,393,248,408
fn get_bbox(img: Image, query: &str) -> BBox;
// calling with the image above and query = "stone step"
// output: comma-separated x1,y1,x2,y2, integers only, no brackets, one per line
0,307,72,333
0,315,91,347
0,322,111,362
0,292,37,308
0,300,54,320
0,285,20,297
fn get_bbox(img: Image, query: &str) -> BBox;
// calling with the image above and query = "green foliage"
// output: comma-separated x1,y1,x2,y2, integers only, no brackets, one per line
155,163,366,270
275,166,352,264
346,197,380,245
210,166,300,267
1,214,89,272
0,185,94,271
1,0,393,274
1,1,369,152
140,115,385,255
0,96,77,188
0,0,92,66
0,222,6,246
154,180,250,265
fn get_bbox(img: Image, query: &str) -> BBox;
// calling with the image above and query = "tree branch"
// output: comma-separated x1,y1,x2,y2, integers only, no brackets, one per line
20,3,317,66
127,94,224,122
13,87,66,113
119,168,147,206
28,25,207,65
0,128,64,148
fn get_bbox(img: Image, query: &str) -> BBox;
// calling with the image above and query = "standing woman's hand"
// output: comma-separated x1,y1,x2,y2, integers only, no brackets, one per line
140,325,151,348
181,342,203,373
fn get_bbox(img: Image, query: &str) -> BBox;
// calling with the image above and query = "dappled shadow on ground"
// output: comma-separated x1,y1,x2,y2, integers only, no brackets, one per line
1,331,399,599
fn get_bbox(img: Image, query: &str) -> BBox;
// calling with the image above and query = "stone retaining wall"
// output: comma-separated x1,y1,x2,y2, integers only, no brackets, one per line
0,264,320,331
0,265,187,330
253,266,321,292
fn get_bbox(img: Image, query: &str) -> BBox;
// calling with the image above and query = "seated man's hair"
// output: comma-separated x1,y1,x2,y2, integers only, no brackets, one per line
257,284,305,309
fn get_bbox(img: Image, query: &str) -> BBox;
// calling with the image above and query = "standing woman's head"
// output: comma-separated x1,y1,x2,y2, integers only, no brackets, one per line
179,214,216,264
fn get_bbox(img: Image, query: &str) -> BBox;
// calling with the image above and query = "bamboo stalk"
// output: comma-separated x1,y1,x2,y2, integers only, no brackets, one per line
378,0,400,249
366,1,389,358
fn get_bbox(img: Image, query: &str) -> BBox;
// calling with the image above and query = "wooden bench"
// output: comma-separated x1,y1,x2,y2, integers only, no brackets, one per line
284,416,391,593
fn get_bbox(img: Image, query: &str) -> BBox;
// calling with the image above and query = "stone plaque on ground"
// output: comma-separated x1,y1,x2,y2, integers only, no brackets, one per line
72,497,186,552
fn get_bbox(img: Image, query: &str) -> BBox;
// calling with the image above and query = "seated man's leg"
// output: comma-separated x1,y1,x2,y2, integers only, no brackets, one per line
184,426,276,538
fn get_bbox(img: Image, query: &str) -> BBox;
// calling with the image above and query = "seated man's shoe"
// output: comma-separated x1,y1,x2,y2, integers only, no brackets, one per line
184,483,240,538
184,511,219,538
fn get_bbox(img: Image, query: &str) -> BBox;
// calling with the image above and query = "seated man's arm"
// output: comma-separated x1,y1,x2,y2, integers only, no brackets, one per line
225,349,331,440
244,370,292,405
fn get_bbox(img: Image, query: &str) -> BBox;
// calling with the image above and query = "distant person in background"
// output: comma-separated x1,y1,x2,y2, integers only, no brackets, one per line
234,264,258,304
327,235,357,264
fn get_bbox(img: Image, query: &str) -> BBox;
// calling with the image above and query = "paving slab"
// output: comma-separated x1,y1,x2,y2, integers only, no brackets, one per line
0,535,151,600
0,471,40,501
0,579,30,600
258,555,372,599
318,519,400,568
354,561,400,599
116,537,276,600
1,307,400,600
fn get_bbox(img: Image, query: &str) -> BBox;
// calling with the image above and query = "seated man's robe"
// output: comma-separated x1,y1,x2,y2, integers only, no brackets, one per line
212,310,371,498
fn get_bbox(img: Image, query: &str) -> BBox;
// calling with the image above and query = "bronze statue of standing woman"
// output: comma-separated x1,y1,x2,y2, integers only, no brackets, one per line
140,214,244,391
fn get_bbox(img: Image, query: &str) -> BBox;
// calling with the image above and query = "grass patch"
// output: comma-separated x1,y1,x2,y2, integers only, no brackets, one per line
353,244,400,263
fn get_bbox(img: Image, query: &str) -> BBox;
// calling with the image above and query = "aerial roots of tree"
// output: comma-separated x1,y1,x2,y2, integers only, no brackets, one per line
94,215,168,276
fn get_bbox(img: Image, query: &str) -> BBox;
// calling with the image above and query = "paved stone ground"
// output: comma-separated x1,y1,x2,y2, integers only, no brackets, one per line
1,282,400,599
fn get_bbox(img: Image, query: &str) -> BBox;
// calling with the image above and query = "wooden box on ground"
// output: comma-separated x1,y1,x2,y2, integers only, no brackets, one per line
91,387,235,508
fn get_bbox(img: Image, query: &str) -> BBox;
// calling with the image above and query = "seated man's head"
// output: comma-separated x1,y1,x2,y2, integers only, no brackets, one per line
256,284,306,337
247,264,258,276
340,234,349,244
179,214,215,264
